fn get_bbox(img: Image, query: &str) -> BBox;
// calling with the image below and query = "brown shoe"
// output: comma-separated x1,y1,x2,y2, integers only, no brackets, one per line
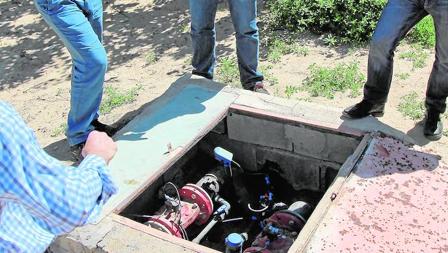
251,81,270,94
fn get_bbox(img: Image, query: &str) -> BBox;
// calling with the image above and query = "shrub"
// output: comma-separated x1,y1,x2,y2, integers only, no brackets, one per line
267,0,386,43
267,0,434,45
408,16,435,48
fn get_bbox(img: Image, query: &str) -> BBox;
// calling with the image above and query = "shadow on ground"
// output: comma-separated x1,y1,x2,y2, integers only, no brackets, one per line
0,0,237,90
44,74,226,163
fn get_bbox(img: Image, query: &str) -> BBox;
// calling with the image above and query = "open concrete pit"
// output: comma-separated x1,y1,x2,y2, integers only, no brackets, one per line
117,107,362,252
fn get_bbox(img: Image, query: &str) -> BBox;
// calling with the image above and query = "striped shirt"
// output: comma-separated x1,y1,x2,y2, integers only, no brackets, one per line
0,101,118,252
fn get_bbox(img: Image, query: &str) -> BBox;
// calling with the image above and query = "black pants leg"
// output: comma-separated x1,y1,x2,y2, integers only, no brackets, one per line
364,0,427,104
425,0,448,113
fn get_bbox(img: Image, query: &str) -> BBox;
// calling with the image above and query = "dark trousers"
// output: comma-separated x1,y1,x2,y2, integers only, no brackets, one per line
364,0,448,113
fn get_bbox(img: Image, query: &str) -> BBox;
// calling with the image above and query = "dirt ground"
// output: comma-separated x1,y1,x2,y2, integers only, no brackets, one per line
1,0,447,161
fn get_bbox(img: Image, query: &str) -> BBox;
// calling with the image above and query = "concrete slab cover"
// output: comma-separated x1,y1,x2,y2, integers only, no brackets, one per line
304,135,448,253
100,84,237,218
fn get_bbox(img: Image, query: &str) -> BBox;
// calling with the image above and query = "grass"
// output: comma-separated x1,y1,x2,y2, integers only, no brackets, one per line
398,91,425,120
285,85,300,98
399,45,428,69
267,39,309,63
145,50,158,65
397,72,410,80
216,56,240,86
51,123,67,137
216,57,280,88
259,64,279,86
100,84,143,114
302,62,365,99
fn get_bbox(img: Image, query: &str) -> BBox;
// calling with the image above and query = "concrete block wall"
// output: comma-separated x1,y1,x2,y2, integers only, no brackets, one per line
227,112,361,164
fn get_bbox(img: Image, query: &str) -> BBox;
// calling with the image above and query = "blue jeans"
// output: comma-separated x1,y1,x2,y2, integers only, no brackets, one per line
34,0,107,145
364,0,448,113
189,0,264,89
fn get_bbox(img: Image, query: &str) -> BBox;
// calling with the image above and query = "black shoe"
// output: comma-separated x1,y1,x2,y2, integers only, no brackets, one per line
70,142,85,162
91,119,117,137
251,81,270,94
423,110,443,141
342,100,385,119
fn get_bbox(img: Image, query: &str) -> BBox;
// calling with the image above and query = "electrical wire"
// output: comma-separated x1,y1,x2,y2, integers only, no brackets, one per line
248,203,269,213
163,182,181,219
163,182,192,240
231,160,242,170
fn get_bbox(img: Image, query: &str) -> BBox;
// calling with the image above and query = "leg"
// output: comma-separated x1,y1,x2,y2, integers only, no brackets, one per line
364,0,426,103
189,0,218,79
228,0,263,89
425,0,448,114
420,0,448,140
34,0,107,146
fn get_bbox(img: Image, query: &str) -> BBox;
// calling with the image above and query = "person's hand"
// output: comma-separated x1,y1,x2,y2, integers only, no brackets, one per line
81,131,117,164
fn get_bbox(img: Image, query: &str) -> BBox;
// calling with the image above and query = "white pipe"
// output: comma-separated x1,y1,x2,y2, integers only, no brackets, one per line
192,196,231,243
192,218,218,243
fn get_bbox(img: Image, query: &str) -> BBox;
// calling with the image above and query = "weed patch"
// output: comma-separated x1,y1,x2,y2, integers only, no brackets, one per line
216,56,240,86
399,45,428,69
285,85,300,98
145,50,158,65
267,39,309,63
259,64,279,86
398,91,425,120
100,85,143,114
51,123,67,137
302,62,365,99
396,73,410,80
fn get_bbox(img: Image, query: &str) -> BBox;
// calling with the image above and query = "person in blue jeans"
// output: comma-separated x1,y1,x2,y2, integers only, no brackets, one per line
34,0,116,158
189,0,267,93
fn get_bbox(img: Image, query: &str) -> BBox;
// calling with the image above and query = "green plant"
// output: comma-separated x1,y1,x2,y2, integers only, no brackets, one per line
181,23,190,33
267,39,309,63
408,16,435,48
259,64,279,86
399,45,428,69
100,84,143,114
398,91,425,120
145,50,157,65
273,87,282,97
51,123,67,137
397,72,410,80
323,34,338,46
285,85,300,98
302,62,365,99
216,56,240,86
267,0,386,43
